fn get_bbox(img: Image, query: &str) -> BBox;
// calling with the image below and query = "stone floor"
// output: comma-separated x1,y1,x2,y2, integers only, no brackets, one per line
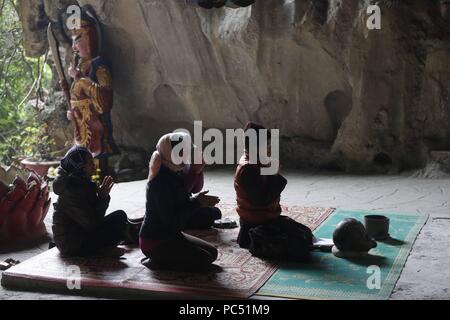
1,169,450,300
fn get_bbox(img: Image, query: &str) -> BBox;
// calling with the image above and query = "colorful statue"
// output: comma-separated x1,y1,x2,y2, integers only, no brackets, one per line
48,7,119,177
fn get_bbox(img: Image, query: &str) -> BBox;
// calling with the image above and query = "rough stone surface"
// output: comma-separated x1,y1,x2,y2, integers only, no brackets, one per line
38,92,74,155
431,151,450,172
17,0,450,172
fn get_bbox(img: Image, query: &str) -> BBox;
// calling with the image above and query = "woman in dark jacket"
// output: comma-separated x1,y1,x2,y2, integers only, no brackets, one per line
148,143,222,230
52,147,135,257
140,133,220,271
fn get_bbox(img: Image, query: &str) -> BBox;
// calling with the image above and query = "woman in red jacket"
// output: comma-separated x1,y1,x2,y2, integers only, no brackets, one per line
234,122,313,261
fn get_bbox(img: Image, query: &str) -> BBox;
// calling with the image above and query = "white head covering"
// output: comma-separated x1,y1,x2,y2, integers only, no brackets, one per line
157,132,192,172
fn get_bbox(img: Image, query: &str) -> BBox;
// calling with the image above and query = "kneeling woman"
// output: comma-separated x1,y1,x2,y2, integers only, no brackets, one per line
234,122,314,261
140,133,220,271
148,140,222,230
52,147,136,257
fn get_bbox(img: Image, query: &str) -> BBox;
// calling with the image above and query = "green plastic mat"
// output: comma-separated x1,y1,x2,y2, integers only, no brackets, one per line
257,209,428,300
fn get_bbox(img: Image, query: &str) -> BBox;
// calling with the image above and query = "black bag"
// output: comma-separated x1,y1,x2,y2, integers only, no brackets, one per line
230,0,255,7
248,216,313,261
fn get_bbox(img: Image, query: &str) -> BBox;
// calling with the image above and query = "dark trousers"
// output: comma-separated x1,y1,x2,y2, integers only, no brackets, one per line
146,233,218,272
81,210,128,255
185,207,222,230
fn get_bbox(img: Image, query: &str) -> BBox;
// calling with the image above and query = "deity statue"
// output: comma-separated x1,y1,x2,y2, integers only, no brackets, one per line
53,7,119,176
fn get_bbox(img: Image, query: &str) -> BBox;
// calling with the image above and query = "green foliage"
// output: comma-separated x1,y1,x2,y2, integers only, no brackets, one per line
0,0,53,164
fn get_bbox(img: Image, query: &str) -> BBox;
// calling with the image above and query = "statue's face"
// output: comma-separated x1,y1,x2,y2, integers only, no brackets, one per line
72,33,92,59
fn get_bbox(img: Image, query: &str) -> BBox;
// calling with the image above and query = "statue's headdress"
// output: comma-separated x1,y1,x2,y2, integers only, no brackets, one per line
60,5,102,55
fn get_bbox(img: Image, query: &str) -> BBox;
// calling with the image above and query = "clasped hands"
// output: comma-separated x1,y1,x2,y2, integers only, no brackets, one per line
194,190,220,208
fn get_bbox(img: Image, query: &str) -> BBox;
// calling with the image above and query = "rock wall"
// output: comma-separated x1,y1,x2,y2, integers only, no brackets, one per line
17,0,450,172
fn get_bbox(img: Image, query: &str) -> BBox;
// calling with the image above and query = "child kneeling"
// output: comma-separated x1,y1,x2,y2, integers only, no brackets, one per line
52,147,137,257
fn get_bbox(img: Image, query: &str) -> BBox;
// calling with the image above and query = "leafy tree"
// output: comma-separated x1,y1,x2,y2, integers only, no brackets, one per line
0,0,52,165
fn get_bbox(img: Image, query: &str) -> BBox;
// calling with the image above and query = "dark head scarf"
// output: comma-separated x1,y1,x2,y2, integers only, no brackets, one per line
243,122,273,166
60,146,92,177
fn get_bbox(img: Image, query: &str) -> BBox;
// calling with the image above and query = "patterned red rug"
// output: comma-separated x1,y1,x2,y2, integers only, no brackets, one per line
1,205,334,299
